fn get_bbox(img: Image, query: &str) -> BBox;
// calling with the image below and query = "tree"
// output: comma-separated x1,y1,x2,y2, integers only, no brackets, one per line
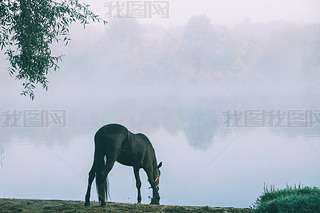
0,0,106,99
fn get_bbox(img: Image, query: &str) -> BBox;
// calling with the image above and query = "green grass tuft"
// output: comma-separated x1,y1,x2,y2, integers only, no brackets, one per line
253,184,320,213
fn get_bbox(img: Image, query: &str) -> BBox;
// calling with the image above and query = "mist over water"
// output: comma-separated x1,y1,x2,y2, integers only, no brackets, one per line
0,16,320,207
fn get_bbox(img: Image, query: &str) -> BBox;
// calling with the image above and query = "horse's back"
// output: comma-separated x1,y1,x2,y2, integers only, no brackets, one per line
96,124,127,138
94,124,128,150
102,123,127,134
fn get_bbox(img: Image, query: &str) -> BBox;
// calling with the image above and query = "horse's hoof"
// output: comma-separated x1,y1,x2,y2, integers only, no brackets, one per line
100,202,107,207
84,202,90,206
150,198,160,205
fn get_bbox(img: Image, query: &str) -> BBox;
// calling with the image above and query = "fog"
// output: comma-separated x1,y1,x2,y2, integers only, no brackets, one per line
0,13,320,207
2,16,320,103
25,16,320,108
83,0,320,27
1,15,319,157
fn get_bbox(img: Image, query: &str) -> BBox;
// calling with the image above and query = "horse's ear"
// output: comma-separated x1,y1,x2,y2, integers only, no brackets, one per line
158,162,162,169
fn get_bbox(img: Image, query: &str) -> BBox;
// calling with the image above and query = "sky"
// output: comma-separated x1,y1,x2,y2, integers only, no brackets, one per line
82,0,320,27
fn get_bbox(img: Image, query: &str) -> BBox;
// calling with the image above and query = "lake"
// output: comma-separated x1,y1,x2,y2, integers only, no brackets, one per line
1,98,319,208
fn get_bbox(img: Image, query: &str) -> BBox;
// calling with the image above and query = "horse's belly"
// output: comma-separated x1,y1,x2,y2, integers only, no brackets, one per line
117,154,141,167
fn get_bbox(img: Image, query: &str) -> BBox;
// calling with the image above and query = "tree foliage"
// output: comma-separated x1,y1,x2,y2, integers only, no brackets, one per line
0,0,106,99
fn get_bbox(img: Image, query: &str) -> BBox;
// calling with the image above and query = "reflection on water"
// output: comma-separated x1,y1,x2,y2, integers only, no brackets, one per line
1,103,320,208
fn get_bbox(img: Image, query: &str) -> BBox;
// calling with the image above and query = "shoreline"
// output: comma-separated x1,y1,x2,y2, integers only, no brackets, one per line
0,198,253,212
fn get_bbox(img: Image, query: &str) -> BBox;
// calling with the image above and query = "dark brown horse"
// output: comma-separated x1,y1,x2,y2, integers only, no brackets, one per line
84,124,162,206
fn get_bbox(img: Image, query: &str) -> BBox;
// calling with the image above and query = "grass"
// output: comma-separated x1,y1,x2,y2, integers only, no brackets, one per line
253,184,320,213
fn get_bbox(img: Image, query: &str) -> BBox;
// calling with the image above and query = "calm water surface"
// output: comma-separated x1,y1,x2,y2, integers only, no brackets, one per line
1,103,319,208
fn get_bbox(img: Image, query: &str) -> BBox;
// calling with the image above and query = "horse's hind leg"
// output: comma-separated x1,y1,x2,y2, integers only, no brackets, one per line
96,158,116,206
103,159,116,194
96,159,107,206
84,163,96,206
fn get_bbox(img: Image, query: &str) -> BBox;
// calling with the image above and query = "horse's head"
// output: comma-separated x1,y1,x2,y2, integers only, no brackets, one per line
150,161,162,205
155,162,162,189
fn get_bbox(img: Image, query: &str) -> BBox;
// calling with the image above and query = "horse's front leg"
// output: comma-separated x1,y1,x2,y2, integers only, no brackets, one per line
144,168,160,205
133,167,142,204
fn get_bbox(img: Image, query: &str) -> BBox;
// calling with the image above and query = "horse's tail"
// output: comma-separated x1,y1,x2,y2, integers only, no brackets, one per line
94,139,111,202
94,130,108,204
94,157,104,203
99,163,111,200
95,165,110,201
96,158,111,205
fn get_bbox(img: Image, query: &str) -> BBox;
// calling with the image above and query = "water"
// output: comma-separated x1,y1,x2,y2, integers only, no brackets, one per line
1,101,319,208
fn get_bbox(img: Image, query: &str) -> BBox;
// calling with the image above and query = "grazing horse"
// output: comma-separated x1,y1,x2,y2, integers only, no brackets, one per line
84,124,162,206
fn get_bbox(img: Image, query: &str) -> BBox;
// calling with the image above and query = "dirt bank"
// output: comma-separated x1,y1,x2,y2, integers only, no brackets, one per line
0,199,253,213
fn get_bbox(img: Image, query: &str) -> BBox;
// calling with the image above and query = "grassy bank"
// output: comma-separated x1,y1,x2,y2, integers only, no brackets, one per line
0,199,253,213
253,186,320,213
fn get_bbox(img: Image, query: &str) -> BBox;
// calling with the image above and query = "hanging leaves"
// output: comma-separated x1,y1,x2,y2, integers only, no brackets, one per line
0,0,107,100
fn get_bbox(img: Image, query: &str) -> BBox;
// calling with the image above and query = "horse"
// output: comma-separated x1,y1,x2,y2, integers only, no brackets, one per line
84,123,162,206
